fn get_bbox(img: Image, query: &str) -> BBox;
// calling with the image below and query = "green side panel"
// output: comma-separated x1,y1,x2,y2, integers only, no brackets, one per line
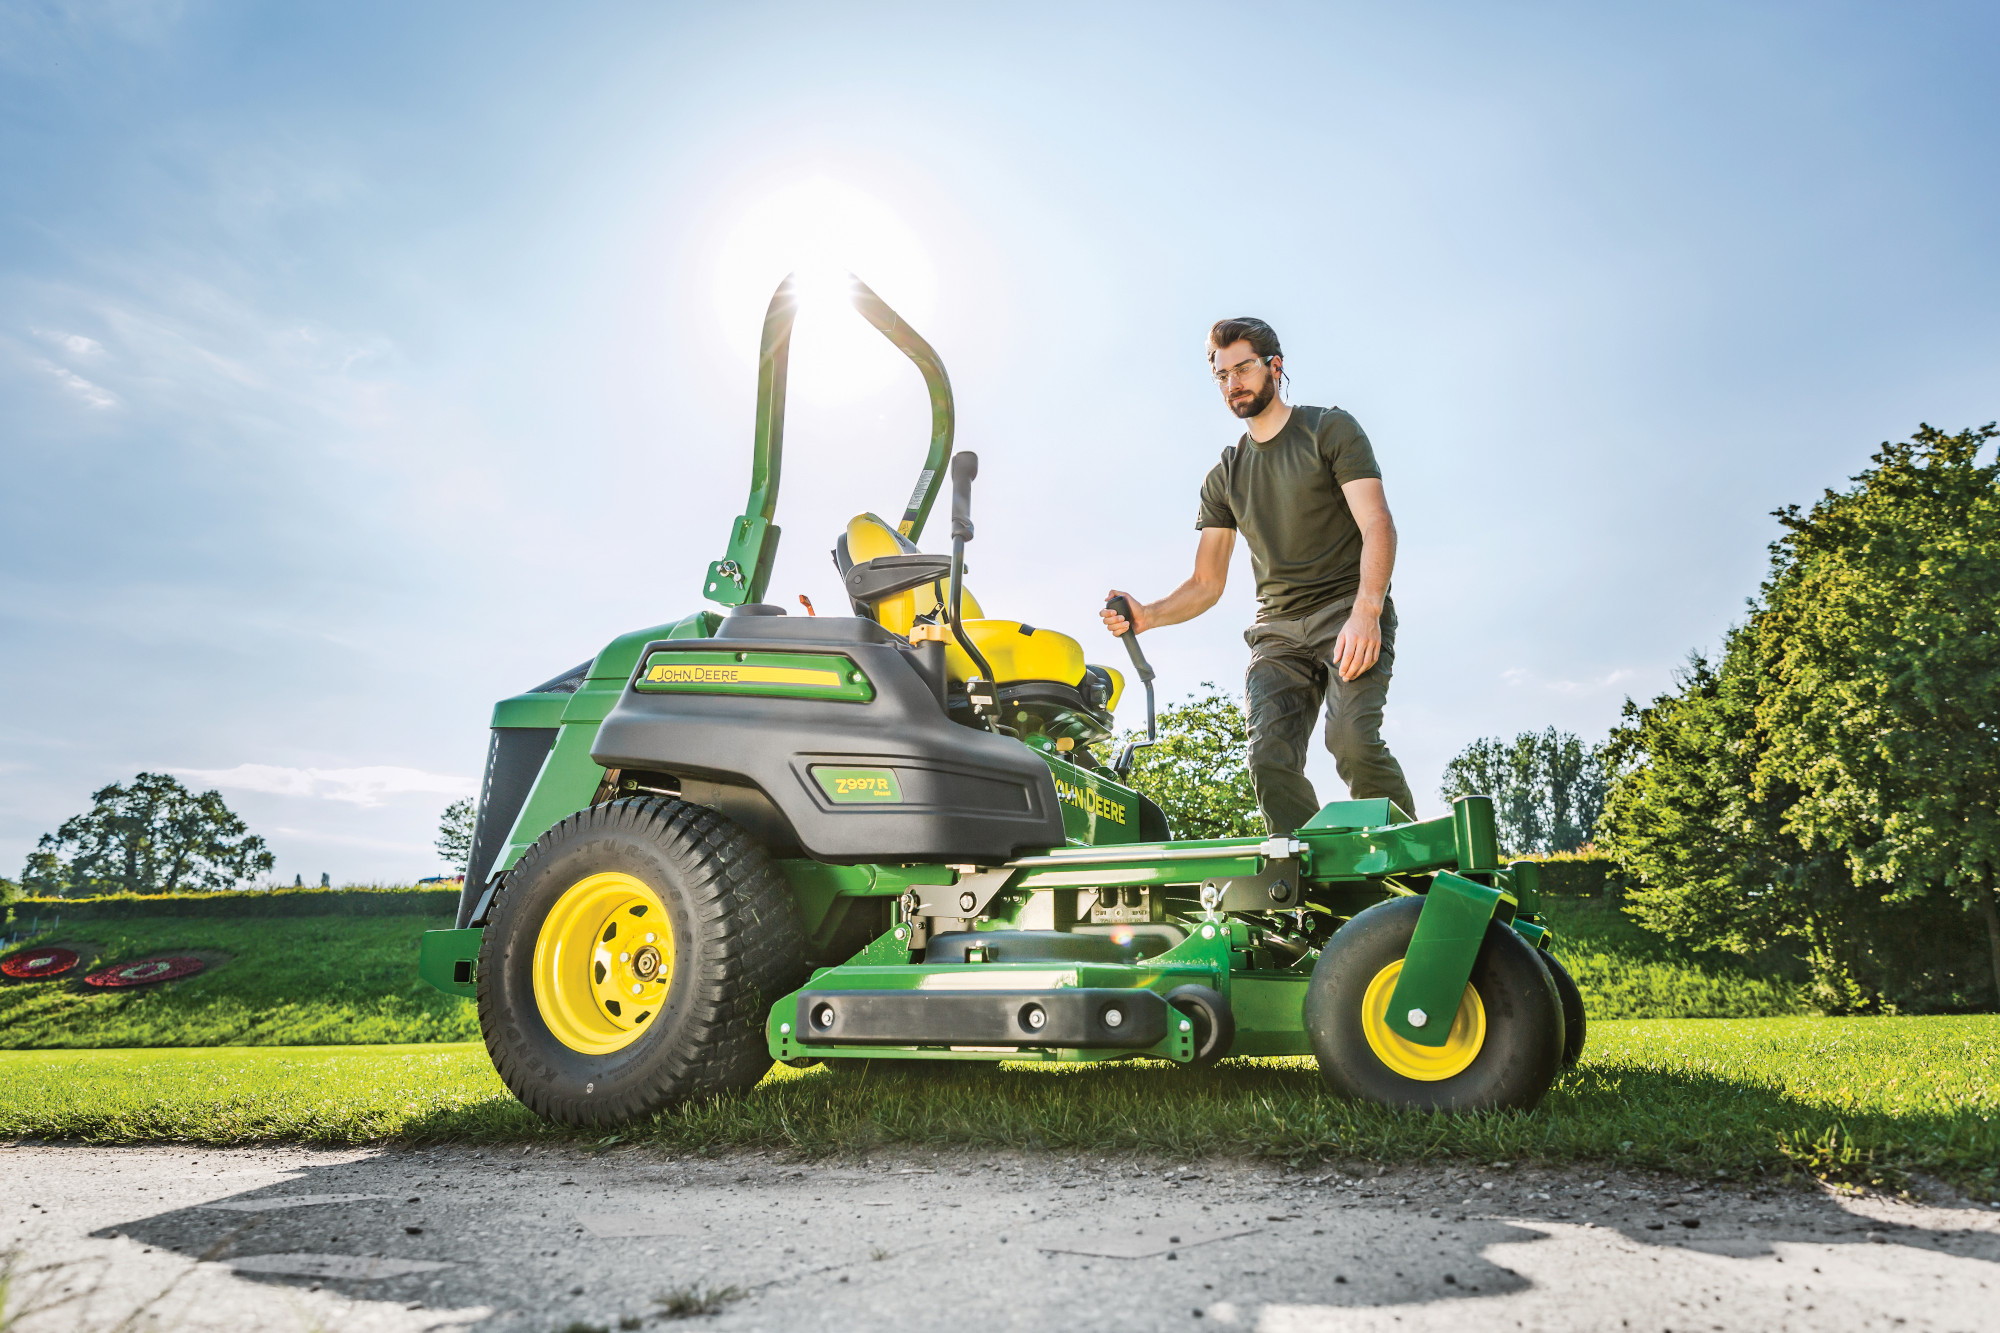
1300,798,1412,832
776,860,871,936
1227,972,1314,1056
496,721,606,876
1385,871,1512,1046
589,613,718,684
491,694,569,729
418,927,483,998
635,650,873,702
1039,753,1142,845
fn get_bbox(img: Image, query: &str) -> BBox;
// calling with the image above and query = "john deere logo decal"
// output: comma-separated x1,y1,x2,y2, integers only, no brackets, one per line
646,663,840,688
1053,776,1129,825
634,650,874,701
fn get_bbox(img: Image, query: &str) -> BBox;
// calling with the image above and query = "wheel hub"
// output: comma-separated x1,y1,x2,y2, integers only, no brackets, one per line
532,872,676,1055
1358,959,1485,1081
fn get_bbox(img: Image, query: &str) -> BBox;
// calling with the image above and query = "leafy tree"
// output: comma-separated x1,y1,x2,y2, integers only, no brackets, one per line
22,772,274,896
1118,683,1262,839
1597,425,2000,1011
1438,728,1607,854
1754,423,2000,1001
436,797,475,873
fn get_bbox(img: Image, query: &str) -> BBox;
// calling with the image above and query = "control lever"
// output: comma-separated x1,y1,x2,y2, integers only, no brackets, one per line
1105,593,1157,776
945,451,998,730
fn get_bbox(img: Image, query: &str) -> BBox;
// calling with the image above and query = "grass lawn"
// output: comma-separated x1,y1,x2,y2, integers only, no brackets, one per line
0,916,476,1047
2,1015,1993,1192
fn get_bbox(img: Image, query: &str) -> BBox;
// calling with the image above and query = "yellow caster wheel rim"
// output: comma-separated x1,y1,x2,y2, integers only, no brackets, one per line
1359,959,1485,1081
532,872,674,1055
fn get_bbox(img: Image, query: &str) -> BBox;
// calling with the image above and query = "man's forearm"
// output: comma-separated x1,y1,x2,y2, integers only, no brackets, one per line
1351,515,1397,617
1142,574,1225,629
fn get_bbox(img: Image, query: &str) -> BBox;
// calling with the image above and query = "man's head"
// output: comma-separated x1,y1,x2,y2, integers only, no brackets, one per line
1207,317,1284,419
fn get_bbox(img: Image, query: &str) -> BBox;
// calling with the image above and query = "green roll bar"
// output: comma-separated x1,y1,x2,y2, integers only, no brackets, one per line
704,273,957,608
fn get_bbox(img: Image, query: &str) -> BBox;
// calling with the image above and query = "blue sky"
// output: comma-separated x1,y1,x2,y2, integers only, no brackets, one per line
4,2,1997,883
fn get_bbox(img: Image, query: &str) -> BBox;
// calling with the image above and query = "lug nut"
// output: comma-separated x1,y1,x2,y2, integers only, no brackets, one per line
1408,1008,1429,1028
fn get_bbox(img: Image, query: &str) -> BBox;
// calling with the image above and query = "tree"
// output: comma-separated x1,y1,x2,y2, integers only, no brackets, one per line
436,797,475,874
1119,684,1262,840
1595,425,2000,1012
1754,423,2000,1001
22,772,274,896
1438,728,1607,854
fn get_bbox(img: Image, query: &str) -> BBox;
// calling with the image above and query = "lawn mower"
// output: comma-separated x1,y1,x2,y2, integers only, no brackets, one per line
418,275,1584,1126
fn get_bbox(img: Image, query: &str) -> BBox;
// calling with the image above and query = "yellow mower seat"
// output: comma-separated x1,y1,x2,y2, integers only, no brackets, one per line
837,514,1125,711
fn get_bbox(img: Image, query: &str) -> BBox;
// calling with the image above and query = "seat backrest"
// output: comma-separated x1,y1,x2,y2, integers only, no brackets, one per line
835,513,982,636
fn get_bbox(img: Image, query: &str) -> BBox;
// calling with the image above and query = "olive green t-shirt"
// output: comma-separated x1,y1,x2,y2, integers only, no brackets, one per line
1196,404,1382,622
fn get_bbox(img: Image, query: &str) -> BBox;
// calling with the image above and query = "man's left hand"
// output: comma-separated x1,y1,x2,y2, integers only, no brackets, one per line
1332,608,1382,682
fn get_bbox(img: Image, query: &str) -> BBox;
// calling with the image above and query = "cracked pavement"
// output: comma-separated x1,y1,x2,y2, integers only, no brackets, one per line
5,1143,1997,1331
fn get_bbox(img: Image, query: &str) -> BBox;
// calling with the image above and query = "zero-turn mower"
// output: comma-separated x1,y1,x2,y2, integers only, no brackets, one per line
419,275,1584,1126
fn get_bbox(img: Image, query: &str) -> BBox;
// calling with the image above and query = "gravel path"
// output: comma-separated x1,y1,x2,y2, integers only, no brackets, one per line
5,1143,1997,1331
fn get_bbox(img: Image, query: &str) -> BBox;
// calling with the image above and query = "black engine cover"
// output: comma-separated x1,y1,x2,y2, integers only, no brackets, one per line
590,615,1065,864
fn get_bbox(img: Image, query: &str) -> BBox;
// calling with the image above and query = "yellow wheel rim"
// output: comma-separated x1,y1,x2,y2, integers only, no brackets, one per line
1359,959,1486,1082
532,872,674,1055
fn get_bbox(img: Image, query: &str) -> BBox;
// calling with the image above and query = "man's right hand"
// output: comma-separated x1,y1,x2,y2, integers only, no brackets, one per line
1100,590,1146,637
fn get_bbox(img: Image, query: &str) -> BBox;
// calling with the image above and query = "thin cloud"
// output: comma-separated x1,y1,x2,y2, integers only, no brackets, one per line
1501,666,1641,696
33,329,104,355
32,358,116,408
175,763,475,808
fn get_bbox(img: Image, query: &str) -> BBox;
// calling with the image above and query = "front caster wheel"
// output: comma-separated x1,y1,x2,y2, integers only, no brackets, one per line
477,797,806,1127
1304,896,1564,1112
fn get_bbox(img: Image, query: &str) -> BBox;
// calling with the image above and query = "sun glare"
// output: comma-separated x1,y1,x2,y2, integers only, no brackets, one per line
711,177,937,405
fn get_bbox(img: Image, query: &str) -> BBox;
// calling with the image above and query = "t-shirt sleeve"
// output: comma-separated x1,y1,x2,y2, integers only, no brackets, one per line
1320,410,1383,486
1196,458,1236,530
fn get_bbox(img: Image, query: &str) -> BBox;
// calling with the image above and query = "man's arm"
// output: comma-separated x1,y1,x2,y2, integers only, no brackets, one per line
1101,526,1236,636
1331,477,1397,681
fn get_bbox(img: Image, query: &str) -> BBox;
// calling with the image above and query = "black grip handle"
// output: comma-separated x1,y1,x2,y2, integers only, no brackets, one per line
1104,594,1154,683
950,451,978,541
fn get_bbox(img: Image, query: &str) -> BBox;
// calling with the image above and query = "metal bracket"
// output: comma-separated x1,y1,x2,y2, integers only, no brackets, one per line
905,867,1014,923
1199,857,1302,912
1385,870,1513,1047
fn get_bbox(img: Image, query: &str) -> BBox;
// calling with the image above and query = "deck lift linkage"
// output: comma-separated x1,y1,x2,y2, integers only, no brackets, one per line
418,273,1584,1125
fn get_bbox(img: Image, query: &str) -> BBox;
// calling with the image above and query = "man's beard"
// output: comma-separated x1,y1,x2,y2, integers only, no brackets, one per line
1229,377,1278,419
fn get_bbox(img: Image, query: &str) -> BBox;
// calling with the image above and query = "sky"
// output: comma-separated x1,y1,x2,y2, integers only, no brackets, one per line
4,1,1997,884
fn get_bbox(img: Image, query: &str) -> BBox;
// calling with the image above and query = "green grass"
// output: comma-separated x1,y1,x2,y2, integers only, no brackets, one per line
3,1015,1993,1191
0,916,475,1047
1541,896,1815,1020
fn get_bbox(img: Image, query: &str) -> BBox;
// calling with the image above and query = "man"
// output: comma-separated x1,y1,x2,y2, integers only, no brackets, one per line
1102,316,1416,834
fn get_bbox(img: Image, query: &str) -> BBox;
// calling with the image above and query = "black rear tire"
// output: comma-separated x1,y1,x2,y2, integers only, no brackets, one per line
1540,950,1587,1068
477,797,806,1127
1304,896,1564,1112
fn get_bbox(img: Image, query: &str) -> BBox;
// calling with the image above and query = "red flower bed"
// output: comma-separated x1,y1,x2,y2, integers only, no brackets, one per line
82,956,206,988
1,947,81,980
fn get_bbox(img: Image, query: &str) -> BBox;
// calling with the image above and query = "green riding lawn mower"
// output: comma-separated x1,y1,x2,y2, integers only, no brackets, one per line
418,275,1585,1127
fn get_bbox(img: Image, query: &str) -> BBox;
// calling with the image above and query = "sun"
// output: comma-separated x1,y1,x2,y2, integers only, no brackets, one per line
710,177,937,405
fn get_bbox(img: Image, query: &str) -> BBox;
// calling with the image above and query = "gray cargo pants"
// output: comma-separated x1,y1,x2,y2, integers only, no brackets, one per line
1244,595,1417,835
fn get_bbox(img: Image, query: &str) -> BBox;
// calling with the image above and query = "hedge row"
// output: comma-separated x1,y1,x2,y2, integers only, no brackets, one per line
7,886,461,922
1518,852,1625,901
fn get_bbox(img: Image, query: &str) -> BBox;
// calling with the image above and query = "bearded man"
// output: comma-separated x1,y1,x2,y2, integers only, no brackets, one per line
1102,316,1416,833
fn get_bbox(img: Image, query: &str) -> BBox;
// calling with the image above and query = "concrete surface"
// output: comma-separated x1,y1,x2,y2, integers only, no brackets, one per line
4,1143,1997,1332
